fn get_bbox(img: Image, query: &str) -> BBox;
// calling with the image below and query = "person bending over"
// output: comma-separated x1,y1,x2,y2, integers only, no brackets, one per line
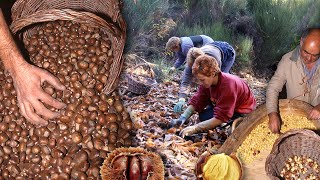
173,40,236,113
168,54,256,137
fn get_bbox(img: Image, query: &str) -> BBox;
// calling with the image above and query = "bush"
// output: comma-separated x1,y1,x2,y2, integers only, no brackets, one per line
122,0,168,51
175,22,234,43
234,35,254,72
247,0,316,68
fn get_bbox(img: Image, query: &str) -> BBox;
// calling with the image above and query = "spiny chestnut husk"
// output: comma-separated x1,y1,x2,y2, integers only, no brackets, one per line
100,147,164,180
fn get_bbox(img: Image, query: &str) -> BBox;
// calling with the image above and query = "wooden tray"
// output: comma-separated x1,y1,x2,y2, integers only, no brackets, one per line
218,99,320,179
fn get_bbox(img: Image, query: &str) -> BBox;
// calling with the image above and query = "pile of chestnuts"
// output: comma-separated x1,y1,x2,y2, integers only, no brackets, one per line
0,20,132,179
280,155,319,180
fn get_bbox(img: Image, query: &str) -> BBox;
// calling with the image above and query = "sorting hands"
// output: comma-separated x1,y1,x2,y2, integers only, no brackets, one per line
11,62,66,126
308,105,320,120
268,112,281,134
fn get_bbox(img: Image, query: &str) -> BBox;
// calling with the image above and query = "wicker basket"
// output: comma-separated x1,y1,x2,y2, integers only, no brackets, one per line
126,63,156,95
265,129,320,180
10,0,126,95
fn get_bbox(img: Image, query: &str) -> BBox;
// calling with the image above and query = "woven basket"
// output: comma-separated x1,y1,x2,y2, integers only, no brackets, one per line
265,129,320,180
10,0,126,95
126,63,156,95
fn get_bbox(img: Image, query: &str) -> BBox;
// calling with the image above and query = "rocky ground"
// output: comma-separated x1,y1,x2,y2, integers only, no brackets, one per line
116,54,269,179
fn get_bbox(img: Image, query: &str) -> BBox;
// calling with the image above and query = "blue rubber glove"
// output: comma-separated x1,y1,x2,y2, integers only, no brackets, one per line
168,115,188,128
174,98,186,113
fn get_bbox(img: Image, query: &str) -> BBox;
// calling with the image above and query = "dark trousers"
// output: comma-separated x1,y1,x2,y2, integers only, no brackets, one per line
198,104,244,123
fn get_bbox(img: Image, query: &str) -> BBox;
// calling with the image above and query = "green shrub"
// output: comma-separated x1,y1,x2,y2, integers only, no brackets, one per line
175,22,234,43
235,35,254,71
221,0,248,16
247,0,316,67
122,0,168,50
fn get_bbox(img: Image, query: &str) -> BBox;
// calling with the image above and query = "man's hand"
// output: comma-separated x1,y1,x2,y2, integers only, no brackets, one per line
174,98,186,113
11,62,66,125
308,105,320,120
268,112,281,134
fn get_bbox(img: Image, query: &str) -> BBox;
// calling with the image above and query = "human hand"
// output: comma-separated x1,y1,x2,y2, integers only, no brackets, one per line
168,115,188,128
11,62,66,125
268,112,281,134
179,126,197,138
173,98,186,113
308,106,320,120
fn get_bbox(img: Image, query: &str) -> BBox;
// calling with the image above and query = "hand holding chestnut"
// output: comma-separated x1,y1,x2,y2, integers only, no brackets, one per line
11,62,66,125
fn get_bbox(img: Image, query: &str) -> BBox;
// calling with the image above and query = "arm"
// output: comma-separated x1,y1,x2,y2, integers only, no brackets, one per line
0,9,66,125
173,65,194,112
173,52,186,69
266,57,287,133
178,65,193,99
180,117,223,138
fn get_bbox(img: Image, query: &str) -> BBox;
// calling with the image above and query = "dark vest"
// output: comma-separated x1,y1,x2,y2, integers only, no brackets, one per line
189,35,203,47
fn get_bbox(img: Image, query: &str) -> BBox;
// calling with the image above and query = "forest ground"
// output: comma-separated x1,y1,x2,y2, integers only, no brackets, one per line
117,54,269,179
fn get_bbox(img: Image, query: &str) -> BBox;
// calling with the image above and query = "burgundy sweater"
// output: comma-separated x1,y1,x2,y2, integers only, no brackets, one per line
189,72,256,122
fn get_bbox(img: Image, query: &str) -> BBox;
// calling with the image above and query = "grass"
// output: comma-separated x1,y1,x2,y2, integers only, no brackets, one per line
122,0,168,51
175,22,234,43
235,35,254,71
247,0,316,67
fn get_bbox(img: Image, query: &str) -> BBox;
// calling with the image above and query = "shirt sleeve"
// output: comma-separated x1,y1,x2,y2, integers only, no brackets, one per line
266,55,288,114
174,52,186,68
189,85,211,112
179,66,193,99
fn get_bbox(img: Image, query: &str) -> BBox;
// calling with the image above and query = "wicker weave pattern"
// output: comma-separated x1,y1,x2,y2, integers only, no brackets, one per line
10,0,126,95
11,0,122,23
126,63,156,95
265,129,320,180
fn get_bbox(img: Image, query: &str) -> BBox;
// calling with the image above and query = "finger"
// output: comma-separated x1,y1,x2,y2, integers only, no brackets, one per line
308,111,316,120
17,93,30,122
32,100,61,120
274,124,280,134
39,92,66,110
24,102,48,126
42,71,65,91
19,101,29,121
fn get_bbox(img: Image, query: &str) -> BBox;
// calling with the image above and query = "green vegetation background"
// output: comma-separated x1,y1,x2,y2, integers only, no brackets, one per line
122,0,319,74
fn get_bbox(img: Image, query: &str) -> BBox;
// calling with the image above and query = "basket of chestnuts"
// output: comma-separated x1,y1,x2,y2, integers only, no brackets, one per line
0,0,133,179
265,129,320,180
10,0,126,95
126,63,157,95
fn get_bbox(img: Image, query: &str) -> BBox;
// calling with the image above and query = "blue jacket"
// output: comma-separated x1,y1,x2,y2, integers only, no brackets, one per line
174,35,214,68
